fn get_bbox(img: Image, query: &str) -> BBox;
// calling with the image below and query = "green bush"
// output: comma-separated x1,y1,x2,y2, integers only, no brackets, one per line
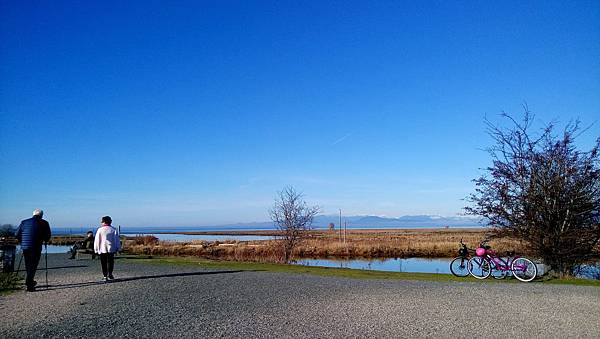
0,272,22,292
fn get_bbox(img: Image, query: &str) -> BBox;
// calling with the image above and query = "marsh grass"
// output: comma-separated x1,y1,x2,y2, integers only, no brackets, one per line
297,229,529,258
131,235,159,246
122,229,531,262
49,235,80,245
124,240,285,262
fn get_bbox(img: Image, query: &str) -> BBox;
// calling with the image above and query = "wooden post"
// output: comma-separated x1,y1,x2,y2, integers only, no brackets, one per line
339,209,342,242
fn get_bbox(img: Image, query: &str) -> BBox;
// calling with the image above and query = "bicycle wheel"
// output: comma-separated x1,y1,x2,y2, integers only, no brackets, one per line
490,260,508,280
511,257,537,282
468,257,491,279
450,257,469,277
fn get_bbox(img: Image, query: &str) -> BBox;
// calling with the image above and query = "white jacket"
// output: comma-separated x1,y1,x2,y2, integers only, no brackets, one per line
94,225,121,254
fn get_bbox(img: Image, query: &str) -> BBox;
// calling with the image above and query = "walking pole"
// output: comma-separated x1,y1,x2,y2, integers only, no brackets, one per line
45,243,48,289
14,247,23,278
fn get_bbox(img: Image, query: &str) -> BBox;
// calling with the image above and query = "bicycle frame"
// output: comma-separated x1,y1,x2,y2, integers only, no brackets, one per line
480,248,528,274
486,251,509,270
469,241,537,281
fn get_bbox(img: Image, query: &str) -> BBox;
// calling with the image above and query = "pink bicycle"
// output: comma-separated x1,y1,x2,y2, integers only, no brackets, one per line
467,241,537,282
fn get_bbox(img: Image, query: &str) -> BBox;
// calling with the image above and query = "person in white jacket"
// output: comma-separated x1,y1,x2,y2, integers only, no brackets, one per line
94,216,121,281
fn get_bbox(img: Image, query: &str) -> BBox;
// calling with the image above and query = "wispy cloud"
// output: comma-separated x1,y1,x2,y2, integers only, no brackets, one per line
331,133,351,146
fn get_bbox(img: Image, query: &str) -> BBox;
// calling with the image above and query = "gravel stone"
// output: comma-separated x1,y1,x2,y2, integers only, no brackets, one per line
1,254,599,338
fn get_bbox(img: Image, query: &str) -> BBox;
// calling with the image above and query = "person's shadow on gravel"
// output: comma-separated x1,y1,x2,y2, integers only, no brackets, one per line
38,270,255,291
15,265,89,273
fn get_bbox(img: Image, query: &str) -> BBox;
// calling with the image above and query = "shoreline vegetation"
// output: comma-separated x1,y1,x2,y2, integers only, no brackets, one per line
52,228,534,261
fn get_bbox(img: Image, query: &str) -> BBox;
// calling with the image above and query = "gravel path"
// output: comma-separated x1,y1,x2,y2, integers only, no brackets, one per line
1,254,599,338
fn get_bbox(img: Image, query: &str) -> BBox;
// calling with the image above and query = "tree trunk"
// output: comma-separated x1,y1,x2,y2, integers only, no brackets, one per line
283,244,292,263
546,259,572,278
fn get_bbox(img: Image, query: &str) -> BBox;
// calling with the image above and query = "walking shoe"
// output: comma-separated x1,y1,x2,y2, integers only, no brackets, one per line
26,286,36,292
108,275,115,280
101,276,108,282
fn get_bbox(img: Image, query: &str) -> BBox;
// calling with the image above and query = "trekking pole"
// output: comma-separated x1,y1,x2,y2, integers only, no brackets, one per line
45,243,48,289
15,247,23,277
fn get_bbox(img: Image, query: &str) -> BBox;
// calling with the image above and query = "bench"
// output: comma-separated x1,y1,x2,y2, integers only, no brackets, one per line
75,249,96,260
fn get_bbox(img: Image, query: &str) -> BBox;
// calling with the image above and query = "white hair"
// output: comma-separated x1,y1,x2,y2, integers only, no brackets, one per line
32,209,43,217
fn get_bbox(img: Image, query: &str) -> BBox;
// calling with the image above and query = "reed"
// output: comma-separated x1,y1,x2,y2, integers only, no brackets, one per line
122,228,532,262
124,241,284,263
48,235,80,245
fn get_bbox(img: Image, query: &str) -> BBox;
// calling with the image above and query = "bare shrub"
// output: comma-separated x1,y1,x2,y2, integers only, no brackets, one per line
132,235,159,246
270,187,320,263
466,108,600,276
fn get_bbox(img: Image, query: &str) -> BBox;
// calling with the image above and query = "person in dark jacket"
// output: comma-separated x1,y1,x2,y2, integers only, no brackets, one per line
15,209,51,292
68,231,95,259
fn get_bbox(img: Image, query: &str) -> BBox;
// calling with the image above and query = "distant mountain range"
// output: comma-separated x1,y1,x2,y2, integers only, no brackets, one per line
50,215,484,234
217,214,483,229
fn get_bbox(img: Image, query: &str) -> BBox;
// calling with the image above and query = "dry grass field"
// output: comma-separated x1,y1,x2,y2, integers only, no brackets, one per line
119,228,531,262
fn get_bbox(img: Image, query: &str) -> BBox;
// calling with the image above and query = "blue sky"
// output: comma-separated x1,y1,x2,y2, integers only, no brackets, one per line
1,1,599,227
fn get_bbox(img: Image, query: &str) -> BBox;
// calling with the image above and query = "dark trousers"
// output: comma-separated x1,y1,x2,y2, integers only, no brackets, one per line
99,253,115,277
69,243,96,259
22,248,42,288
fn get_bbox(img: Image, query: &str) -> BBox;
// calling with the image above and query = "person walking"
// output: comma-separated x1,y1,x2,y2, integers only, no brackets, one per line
94,216,120,281
15,209,51,292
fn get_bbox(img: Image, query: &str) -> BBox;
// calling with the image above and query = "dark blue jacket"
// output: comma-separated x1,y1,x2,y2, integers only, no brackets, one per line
16,216,51,250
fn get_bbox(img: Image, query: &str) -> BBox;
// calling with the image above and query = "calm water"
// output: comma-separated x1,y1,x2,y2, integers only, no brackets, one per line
293,257,600,280
128,233,274,242
18,242,598,280
9,245,600,280
50,225,482,235
294,257,452,274
51,226,276,235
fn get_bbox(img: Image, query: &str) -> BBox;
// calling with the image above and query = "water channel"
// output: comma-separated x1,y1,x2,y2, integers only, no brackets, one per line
125,233,275,242
26,242,598,280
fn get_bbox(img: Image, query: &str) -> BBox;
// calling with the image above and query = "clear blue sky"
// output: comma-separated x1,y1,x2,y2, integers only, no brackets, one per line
1,1,599,227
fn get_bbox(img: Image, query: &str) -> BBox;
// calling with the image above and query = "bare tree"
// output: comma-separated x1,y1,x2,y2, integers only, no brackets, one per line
270,187,320,263
466,107,600,276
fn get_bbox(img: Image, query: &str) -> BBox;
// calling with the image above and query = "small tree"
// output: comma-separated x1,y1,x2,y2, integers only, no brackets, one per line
466,108,600,276
270,187,320,263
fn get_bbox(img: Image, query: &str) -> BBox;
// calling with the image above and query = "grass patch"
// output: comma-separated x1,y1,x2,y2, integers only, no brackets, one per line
121,255,600,286
0,272,23,295
534,275,600,286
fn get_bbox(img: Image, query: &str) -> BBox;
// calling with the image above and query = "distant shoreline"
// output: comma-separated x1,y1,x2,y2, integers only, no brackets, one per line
135,227,486,237
51,227,488,245
52,224,487,235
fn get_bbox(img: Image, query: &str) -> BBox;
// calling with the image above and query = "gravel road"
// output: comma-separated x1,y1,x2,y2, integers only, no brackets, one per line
1,254,599,338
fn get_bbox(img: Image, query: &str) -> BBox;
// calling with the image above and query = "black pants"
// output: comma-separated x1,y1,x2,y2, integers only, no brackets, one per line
22,248,42,289
69,243,96,259
99,253,115,277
